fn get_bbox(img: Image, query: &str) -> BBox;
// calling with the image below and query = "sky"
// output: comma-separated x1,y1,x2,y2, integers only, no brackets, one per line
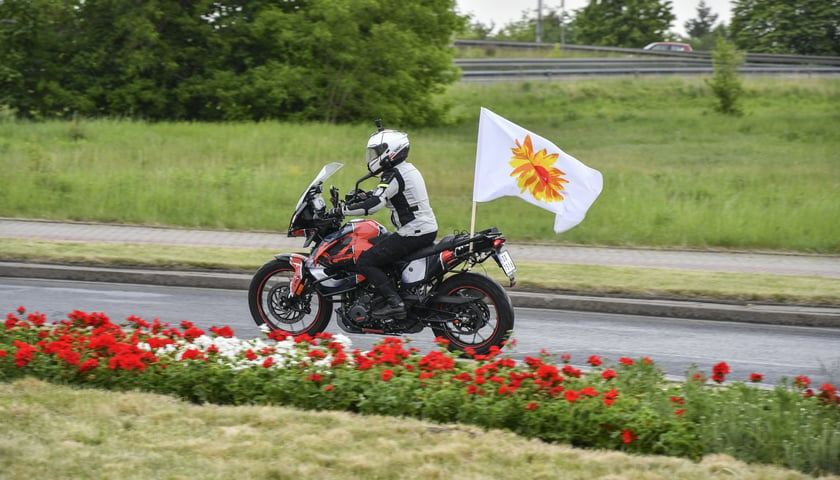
455,0,734,37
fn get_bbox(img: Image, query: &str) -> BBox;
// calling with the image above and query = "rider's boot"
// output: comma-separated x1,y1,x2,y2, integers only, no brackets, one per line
373,294,406,319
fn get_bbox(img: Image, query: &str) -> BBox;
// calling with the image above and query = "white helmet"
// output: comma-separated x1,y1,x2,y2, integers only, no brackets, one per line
366,129,409,174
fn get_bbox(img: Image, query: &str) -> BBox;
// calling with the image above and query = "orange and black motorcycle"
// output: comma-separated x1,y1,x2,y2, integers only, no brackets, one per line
248,163,517,354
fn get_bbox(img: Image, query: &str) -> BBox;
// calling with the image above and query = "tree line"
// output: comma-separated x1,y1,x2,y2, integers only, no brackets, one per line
1,0,837,124
463,0,840,57
0,0,463,124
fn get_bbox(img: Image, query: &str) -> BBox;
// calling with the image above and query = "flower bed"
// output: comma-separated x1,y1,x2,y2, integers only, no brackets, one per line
2,307,838,475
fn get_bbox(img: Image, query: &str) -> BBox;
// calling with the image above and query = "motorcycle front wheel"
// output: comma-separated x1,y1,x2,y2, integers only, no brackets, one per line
248,258,332,335
431,273,515,356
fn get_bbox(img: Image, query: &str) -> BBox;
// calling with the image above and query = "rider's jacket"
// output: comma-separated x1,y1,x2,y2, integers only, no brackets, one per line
342,162,438,237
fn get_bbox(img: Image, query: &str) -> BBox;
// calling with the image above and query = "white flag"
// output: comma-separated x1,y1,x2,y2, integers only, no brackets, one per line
473,107,603,233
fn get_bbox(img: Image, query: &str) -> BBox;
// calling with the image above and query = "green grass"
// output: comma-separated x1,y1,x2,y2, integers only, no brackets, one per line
1,77,838,252
4,378,833,480
2,237,838,305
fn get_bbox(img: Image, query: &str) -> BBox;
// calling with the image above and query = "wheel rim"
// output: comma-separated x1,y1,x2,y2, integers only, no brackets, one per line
441,286,499,349
257,268,322,335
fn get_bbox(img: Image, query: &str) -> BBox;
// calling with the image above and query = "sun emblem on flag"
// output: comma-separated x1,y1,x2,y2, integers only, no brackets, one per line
509,134,569,202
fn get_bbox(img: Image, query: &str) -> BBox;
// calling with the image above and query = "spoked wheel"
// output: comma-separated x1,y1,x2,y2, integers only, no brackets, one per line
431,273,515,355
248,258,332,335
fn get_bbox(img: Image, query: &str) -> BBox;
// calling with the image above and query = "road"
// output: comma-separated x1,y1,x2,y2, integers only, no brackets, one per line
2,277,838,388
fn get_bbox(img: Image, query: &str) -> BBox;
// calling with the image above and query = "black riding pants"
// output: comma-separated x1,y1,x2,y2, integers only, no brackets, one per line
356,231,437,299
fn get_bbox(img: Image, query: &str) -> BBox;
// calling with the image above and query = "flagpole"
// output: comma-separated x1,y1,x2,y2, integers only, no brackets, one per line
469,201,477,252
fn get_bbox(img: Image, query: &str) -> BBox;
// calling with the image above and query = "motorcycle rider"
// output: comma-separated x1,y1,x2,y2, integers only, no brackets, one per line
329,127,438,319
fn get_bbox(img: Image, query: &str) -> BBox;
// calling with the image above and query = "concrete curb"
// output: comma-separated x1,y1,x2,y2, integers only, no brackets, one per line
2,261,839,329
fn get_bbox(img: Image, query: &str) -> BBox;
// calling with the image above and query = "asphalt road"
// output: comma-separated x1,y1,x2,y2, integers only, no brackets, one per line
3,277,838,387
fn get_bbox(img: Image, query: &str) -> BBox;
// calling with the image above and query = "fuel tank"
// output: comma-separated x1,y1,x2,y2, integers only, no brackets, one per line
312,219,387,267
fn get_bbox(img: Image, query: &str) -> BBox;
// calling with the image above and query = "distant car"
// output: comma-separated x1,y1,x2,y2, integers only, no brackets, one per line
643,42,693,52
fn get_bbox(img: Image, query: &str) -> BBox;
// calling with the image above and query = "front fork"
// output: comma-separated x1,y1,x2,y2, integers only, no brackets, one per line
281,253,309,298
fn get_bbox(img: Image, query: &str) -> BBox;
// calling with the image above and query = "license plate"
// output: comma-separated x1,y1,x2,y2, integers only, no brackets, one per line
497,250,517,276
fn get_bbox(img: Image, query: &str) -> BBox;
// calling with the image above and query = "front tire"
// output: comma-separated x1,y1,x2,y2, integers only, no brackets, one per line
248,258,332,335
431,273,515,355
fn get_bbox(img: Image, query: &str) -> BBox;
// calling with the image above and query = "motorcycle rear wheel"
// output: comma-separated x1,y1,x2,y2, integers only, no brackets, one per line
431,273,515,355
248,258,332,335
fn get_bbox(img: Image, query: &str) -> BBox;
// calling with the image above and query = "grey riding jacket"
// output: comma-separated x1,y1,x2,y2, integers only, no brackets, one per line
342,162,438,237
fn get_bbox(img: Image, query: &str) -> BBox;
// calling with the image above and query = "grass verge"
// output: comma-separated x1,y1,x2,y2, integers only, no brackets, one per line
1,238,838,305
2,378,836,480
1,78,838,252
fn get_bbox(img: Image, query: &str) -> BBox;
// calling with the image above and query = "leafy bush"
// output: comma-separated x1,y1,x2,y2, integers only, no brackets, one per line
706,37,745,116
2,307,838,475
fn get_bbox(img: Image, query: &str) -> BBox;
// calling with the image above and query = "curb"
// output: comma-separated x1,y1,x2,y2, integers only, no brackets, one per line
2,262,839,329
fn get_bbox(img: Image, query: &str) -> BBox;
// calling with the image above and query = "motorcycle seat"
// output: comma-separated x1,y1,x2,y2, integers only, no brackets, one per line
402,233,465,262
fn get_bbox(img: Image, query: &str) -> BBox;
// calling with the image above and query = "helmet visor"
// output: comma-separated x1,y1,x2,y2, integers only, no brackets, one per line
366,142,388,162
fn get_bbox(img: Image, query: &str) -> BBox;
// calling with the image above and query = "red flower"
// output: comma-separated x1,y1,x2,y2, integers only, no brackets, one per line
536,364,560,381
525,402,539,410
818,383,839,404
324,384,334,391
145,337,174,349
794,375,811,389
78,358,99,373
419,350,455,372
603,388,619,406
13,341,37,368
268,330,288,342
601,368,617,380
674,409,686,416
712,362,730,384
564,389,580,402
750,373,763,382
307,374,323,382
182,326,205,340
587,355,602,366
244,349,257,361
181,348,204,360
308,350,327,359
466,385,484,396
108,352,152,371
262,357,274,368
619,357,634,366
580,386,598,397
621,429,636,444
560,353,572,363
210,326,235,338
381,369,394,381
670,396,685,404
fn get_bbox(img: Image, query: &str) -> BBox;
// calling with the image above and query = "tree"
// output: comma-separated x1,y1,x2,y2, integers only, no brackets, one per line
495,8,577,45
0,0,465,125
459,15,496,40
571,0,675,48
684,0,718,38
706,37,744,116
730,0,840,55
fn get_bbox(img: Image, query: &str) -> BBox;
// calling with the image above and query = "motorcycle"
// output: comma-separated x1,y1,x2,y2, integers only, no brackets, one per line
248,162,518,355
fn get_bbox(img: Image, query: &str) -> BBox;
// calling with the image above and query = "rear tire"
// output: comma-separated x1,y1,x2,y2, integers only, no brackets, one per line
248,258,332,335
431,273,515,355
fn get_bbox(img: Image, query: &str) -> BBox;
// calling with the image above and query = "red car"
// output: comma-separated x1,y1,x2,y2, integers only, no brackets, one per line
643,42,693,52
